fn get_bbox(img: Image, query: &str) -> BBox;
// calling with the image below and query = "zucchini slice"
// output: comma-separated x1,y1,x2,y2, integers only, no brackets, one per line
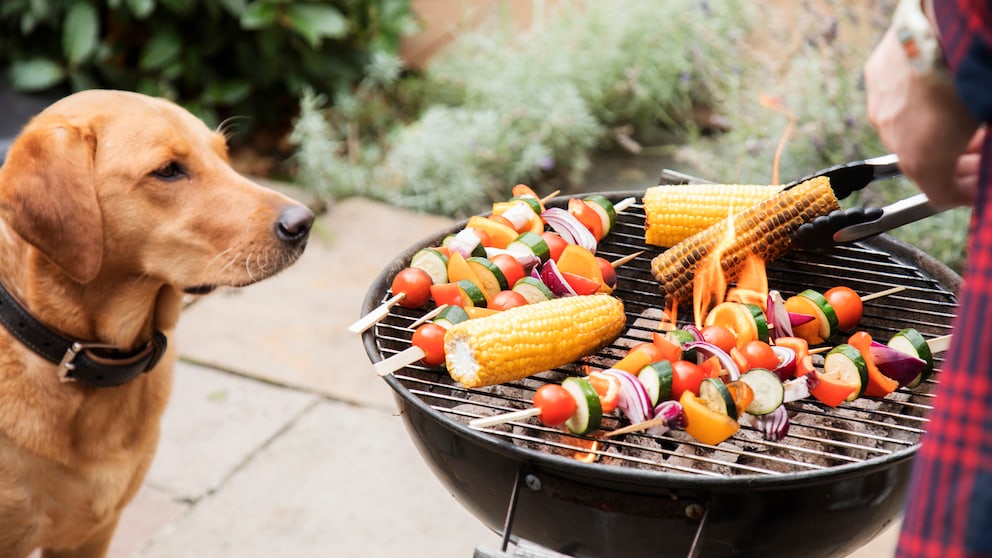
887,327,935,388
410,248,449,285
638,360,674,405
562,376,603,435
699,377,738,420
739,368,785,416
454,279,487,308
823,343,868,401
433,305,470,329
466,257,509,297
512,276,555,304
798,289,839,341
507,232,551,263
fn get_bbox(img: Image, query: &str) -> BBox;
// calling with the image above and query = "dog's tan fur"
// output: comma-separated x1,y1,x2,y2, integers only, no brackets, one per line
0,90,312,557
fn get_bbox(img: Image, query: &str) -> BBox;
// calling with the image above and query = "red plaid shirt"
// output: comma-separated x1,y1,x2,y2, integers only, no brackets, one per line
897,2,992,557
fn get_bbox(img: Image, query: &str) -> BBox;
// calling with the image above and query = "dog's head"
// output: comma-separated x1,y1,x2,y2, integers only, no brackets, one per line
0,90,313,292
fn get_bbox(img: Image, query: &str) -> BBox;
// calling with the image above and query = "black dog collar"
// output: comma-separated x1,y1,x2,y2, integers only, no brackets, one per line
0,281,167,387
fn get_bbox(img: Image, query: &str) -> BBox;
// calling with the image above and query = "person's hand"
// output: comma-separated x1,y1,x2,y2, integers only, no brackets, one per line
865,28,980,208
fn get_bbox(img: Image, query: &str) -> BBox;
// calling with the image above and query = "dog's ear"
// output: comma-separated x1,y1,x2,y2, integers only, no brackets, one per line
0,120,103,283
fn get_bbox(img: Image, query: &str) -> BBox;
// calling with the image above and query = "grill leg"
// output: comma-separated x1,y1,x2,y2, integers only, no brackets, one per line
473,468,575,558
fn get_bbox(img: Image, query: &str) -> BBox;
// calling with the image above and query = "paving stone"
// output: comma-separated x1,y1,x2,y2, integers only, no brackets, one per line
144,361,319,502
135,399,497,557
174,196,455,409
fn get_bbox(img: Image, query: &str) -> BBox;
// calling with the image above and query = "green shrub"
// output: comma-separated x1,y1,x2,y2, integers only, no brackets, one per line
1,0,416,130
293,0,752,217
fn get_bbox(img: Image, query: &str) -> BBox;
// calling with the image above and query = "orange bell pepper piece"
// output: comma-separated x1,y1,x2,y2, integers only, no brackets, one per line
651,332,683,362
809,370,858,407
848,331,898,397
680,390,740,445
613,342,664,374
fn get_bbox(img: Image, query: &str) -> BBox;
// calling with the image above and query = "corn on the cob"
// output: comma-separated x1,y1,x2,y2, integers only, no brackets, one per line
651,177,839,306
644,183,785,247
445,294,626,388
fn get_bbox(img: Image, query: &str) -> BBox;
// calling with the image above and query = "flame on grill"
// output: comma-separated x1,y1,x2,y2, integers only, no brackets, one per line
691,214,771,326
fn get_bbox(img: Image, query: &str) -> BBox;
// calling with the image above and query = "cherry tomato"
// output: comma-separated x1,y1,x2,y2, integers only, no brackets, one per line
533,384,577,427
540,232,568,262
391,267,433,308
670,359,706,400
824,286,863,331
489,290,528,311
739,340,779,371
490,254,525,288
411,323,446,366
701,324,736,354
596,257,617,289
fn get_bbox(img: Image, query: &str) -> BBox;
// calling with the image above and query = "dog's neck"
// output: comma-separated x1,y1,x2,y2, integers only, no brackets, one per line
0,230,181,351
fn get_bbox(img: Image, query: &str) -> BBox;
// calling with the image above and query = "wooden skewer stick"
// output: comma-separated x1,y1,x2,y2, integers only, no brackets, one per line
469,407,541,429
613,196,637,213
540,190,562,204
372,346,426,376
603,415,669,438
611,251,644,268
927,334,952,354
860,285,906,302
410,304,447,328
348,293,405,334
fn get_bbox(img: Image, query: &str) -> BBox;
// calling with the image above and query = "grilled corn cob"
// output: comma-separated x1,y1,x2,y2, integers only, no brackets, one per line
651,177,839,306
445,294,626,388
644,183,785,247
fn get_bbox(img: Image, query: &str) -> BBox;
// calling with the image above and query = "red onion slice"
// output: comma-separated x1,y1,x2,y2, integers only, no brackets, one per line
869,340,927,387
683,341,741,381
539,259,578,297
741,405,790,441
541,207,598,253
647,400,686,435
767,290,793,339
770,345,797,381
603,368,655,424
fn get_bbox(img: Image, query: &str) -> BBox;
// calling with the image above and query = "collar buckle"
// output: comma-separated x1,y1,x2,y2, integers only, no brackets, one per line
57,341,119,382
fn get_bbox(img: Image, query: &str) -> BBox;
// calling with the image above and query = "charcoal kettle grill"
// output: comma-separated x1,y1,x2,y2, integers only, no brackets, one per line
360,190,958,558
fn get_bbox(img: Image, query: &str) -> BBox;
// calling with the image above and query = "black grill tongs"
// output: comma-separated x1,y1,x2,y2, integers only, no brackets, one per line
658,154,943,249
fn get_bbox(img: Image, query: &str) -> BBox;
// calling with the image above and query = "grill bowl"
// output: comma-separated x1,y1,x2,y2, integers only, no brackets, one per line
361,191,958,558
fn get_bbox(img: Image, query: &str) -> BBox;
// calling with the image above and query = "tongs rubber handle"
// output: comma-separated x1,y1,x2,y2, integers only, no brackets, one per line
792,193,944,249
785,153,901,200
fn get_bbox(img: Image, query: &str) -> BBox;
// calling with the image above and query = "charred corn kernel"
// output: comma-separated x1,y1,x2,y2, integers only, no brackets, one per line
445,294,626,388
651,177,839,306
644,184,785,247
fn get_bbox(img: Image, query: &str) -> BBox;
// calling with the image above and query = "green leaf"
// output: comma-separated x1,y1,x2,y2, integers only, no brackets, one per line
7,58,66,91
139,29,181,70
240,2,278,29
126,0,155,19
201,80,251,106
63,1,99,66
285,4,347,48
216,0,245,18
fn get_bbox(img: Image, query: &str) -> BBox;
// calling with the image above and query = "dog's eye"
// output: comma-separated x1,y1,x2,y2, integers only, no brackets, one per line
152,162,186,181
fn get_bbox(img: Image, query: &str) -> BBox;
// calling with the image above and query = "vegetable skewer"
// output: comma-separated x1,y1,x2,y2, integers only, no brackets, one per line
350,192,634,334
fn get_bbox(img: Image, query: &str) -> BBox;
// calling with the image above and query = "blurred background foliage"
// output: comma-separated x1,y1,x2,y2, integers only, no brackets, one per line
0,0,416,133
0,0,967,271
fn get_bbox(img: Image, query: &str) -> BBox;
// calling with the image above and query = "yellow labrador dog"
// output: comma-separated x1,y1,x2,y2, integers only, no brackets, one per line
0,90,313,557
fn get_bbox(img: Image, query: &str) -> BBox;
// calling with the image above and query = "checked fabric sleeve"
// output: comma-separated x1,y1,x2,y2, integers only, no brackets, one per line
897,2,992,557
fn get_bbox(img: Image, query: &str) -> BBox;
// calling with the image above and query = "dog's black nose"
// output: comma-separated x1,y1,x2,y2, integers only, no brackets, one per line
276,205,315,244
